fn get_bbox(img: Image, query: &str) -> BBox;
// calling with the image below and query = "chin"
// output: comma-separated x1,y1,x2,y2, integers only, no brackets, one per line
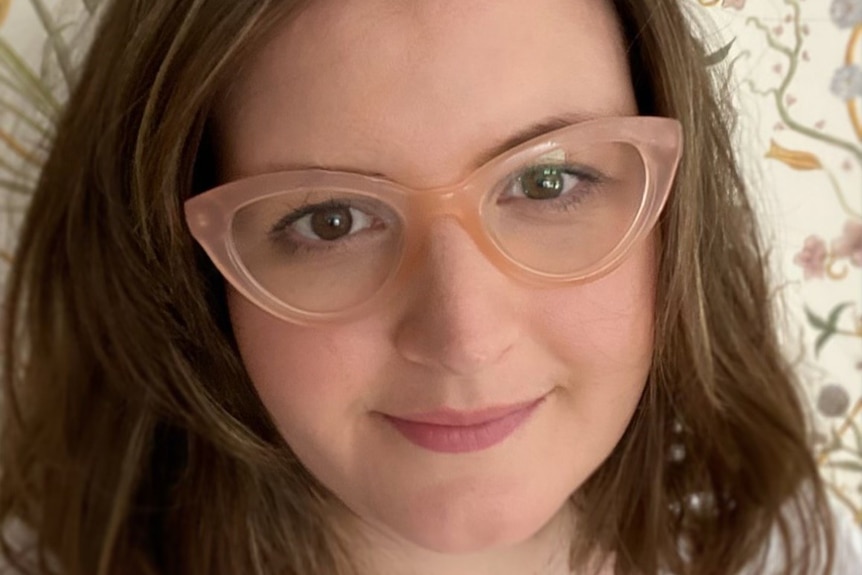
377,486,569,555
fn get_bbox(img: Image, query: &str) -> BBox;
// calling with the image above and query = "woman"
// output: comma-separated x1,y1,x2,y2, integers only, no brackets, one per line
0,0,853,573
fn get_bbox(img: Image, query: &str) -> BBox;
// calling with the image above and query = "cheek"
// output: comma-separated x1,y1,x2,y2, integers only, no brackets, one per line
538,237,657,373
536,236,657,467
226,288,385,440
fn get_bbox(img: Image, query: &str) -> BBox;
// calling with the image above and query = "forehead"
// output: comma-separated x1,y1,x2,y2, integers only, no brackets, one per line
215,0,638,186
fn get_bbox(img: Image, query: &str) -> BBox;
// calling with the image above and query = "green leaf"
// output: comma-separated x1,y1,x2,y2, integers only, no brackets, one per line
0,178,35,195
705,38,736,67
806,302,854,357
825,460,862,473
826,427,845,452
0,39,60,114
852,420,862,451
827,302,854,328
0,77,55,122
814,329,837,357
0,153,35,182
817,429,843,456
805,306,829,330
29,0,74,89
0,94,52,135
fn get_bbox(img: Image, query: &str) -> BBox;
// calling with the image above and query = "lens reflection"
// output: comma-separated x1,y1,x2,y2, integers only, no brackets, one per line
484,142,645,275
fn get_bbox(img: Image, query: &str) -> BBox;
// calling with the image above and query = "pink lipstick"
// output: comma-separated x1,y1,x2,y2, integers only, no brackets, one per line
383,397,544,453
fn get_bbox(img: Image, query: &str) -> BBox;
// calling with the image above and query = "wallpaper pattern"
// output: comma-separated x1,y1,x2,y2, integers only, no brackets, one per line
693,0,862,523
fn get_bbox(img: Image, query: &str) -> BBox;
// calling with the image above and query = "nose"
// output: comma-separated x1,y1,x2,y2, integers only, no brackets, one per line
393,218,520,376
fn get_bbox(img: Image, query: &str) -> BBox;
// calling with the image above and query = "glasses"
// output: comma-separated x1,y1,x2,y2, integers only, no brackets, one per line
185,116,683,325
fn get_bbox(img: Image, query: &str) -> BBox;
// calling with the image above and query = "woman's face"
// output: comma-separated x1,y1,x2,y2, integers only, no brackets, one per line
219,0,654,555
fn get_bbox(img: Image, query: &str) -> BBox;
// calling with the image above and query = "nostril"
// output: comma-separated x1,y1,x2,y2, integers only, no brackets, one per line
438,339,515,376
393,305,519,376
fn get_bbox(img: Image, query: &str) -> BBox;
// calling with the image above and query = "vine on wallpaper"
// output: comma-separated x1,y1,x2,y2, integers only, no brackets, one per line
697,0,862,521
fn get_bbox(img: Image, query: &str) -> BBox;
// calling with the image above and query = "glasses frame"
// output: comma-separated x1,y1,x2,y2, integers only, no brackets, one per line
185,115,683,325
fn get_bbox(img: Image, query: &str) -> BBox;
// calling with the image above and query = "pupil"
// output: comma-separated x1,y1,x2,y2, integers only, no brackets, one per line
524,167,563,199
311,206,353,240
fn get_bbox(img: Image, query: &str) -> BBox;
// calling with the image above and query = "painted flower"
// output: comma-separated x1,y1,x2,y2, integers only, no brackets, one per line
793,235,828,279
832,220,862,267
722,0,746,9
817,384,851,418
830,0,862,29
830,65,862,100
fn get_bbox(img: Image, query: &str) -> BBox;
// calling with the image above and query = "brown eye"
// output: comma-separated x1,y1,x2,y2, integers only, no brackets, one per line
281,203,375,243
310,206,353,240
519,167,566,199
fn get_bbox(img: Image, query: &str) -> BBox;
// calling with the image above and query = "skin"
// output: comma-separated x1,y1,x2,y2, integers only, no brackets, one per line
217,0,654,573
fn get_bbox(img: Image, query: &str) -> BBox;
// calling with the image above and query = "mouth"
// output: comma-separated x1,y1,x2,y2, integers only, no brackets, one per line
381,396,546,454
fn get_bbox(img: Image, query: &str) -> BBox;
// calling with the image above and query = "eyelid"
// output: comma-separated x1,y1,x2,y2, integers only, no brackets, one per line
518,163,603,182
536,149,566,163
268,199,342,235
267,196,398,237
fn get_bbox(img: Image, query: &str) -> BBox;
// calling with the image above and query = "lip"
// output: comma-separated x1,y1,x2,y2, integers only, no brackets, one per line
383,397,545,454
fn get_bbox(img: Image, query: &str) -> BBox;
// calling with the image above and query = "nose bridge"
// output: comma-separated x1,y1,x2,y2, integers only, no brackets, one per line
393,216,520,376
411,178,479,224
421,216,488,279
409,178,490,259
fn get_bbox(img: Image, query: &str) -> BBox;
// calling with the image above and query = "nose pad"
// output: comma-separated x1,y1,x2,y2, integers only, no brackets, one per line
393,218,520,376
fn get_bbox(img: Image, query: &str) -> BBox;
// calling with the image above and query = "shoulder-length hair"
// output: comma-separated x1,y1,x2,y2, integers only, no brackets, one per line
0,0,834,573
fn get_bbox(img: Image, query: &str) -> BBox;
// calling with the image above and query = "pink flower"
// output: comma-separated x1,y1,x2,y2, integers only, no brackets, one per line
722,0,746,9
831,220,862,267
793,235,828,279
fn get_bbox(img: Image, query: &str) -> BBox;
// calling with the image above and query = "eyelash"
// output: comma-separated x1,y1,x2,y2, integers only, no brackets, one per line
270,198,341,233
502,164,603,211
267,199,375,256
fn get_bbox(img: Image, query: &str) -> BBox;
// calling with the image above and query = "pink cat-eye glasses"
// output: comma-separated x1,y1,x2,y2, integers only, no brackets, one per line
185,116,683,325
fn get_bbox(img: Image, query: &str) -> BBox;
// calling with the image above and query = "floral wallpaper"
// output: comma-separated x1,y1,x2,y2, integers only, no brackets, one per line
693,0,862,523
0,0,860,526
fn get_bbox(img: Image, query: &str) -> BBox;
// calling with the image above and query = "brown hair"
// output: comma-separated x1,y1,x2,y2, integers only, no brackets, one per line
0,0,834,574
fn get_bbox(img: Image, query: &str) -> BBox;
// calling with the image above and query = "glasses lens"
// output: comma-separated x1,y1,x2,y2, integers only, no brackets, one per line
231,189,404,313
482,142,647,276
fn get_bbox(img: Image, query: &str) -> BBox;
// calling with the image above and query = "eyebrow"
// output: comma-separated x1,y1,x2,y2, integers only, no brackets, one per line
261,111,601,182
473,112,598,167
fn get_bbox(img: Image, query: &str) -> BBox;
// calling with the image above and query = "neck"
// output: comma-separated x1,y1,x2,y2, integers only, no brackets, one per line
332,502,611,575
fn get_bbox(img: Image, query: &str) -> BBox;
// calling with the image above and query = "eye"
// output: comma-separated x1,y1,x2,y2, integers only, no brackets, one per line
517,166,575,200
272,201,377,243
293,204,374,241
501,165,600,204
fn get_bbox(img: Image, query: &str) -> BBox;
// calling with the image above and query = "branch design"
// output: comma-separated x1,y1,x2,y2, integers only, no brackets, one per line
696,0,862,523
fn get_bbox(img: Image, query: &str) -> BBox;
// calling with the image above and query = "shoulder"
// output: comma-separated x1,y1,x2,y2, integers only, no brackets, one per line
753,494,862,575
823,497,862,574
